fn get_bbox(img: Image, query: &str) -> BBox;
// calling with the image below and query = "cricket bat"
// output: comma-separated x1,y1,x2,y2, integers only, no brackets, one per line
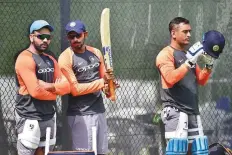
100,8,116,101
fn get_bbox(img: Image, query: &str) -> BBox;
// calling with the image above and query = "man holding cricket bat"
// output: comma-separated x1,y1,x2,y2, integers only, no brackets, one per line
58,19,117,155
156,17,225,155
14,20,70,155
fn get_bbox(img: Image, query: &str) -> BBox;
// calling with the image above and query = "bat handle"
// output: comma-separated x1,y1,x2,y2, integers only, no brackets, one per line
108,79,116,101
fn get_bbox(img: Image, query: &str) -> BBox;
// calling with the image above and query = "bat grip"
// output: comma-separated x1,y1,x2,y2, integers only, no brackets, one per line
108,79,116,101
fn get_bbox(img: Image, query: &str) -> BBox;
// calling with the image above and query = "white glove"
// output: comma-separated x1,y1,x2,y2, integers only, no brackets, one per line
185,42,204,68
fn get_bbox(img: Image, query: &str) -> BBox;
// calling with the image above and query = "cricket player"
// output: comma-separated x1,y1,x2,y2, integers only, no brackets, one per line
15,20,70,155
156,17,225,155
58,20,117,155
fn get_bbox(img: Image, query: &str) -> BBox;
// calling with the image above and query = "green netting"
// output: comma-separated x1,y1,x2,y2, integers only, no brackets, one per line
0,0,232,154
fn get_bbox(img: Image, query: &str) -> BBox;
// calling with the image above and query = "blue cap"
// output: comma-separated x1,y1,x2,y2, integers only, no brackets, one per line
202,30,225,59
30,20,54,34
65,20,86,34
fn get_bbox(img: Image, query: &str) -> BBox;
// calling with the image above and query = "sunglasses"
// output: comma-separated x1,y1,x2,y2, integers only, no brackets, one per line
34,34,52,40
67,33,83,40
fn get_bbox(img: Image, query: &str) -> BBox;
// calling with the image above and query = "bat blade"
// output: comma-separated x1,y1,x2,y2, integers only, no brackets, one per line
101,8,113,70
100,8,116,101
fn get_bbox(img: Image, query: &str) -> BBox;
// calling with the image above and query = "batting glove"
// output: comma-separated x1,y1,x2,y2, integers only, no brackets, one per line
201,52,215,70
185,42,205,68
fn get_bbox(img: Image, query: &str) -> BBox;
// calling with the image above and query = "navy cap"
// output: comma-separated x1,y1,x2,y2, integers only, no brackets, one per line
65,20,86,34
202,30,225,59
30,20,54,34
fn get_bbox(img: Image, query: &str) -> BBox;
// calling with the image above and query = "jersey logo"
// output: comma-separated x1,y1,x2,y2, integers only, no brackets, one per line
38,68,54,73
46,60,52,66
77,63,99,72
89,56,95,62
38,62,42,67
78,62,83,66
179,59,184,63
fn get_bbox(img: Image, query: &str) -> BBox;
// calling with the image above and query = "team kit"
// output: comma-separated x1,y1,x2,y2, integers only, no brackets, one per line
14,8,227,155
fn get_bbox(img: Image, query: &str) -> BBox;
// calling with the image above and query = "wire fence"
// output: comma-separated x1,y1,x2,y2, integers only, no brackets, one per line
0,0,232,154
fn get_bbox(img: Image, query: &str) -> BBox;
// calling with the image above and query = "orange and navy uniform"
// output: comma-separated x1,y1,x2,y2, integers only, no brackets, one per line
156,46,211,115
58,45,106,116
15,50,70,120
